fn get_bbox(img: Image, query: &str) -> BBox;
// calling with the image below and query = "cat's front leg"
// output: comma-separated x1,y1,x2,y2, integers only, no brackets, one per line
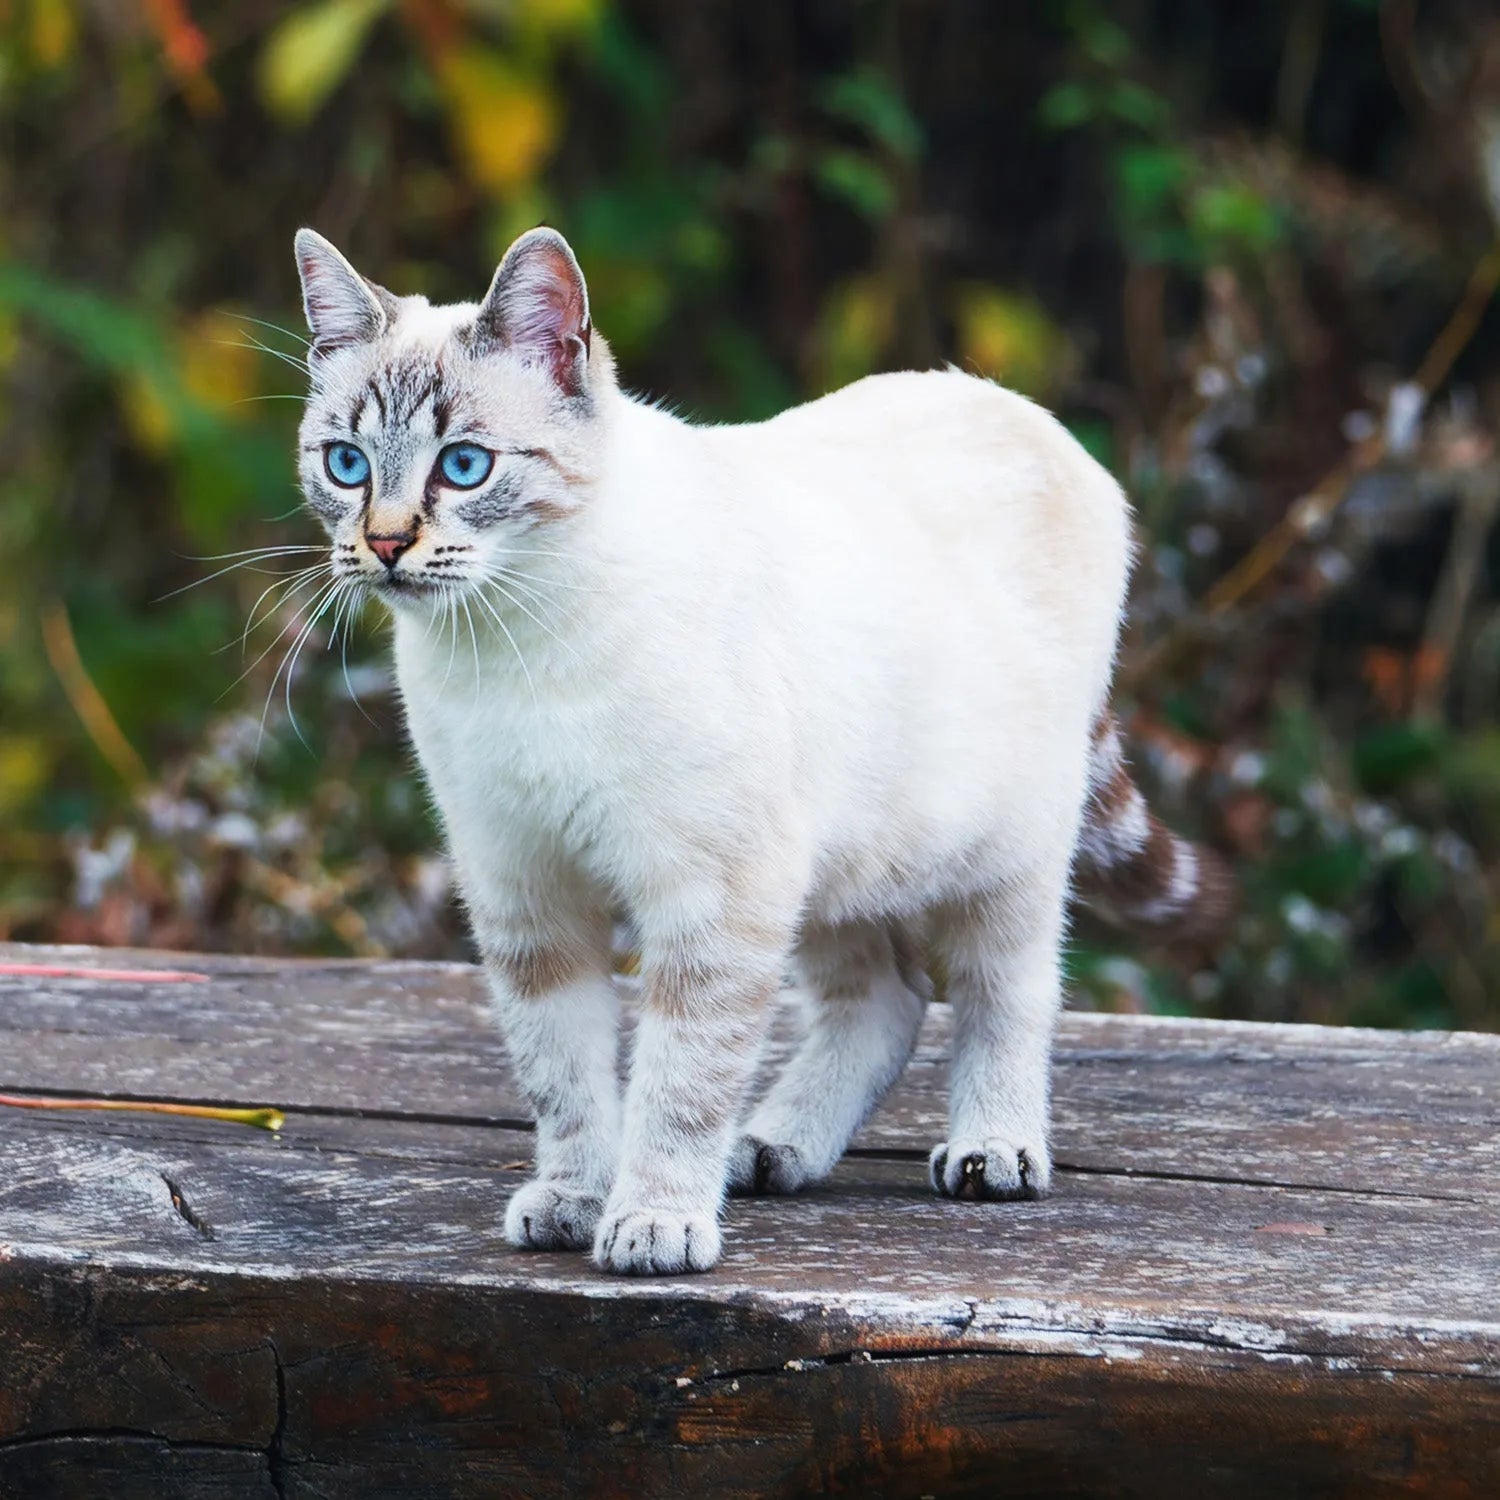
479,913,622,1253
594,923,789,1275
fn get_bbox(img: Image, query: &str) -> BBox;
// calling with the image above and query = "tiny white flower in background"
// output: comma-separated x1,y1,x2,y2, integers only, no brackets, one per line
1228,749,1266,787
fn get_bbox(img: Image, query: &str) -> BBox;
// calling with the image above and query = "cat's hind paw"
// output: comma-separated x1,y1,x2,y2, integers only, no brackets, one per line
504,1180,605,1252
929,1139,1051,1201
726,1136,813,1196
593,1206,721,1275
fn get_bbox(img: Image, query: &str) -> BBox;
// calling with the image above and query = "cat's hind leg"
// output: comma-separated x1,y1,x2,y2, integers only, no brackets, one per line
727,920,929,1196
927,864,1069,1202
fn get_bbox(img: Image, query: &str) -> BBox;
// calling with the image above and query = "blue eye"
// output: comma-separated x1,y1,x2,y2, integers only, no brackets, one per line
438,442,494,488
324,442,370,488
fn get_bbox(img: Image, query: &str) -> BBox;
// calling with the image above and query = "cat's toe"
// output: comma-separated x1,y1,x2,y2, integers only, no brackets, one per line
727,1136,810,1196
929,1138,1051,1201
503,1180,605,1252
593,1206,722,1275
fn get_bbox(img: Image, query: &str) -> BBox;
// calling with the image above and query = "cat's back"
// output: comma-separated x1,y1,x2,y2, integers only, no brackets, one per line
734,369,1130,600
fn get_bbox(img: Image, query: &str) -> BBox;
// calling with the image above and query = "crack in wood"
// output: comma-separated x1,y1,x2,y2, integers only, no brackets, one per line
0,1428,261,1455
159,1173,214,1240
6,1078,1479,1207
267,1340,288,1500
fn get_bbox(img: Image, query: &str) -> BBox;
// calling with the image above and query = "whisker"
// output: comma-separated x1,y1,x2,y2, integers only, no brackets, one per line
442,592,461,692
215,336,310,378
332,586,378,727
217,571,336,701
492,548,591,563
469,587,537,703
225,312,311,349
257,577,343,756
492,565,602,595
480,569,561,617
154,550,325,602
179,545,324,561
482,575,582,664
234,562,332,654
461,595,482,701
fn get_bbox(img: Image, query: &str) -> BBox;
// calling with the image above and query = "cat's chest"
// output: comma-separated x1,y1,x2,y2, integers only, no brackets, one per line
393,628,625,844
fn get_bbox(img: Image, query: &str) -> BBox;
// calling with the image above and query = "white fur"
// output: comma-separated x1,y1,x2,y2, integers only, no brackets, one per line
295,231,1133,1275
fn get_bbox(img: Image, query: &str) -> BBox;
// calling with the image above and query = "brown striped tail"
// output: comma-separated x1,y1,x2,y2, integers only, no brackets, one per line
1073,712,1235,942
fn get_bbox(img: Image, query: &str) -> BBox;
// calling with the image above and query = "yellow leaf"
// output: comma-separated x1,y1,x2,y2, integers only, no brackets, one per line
30,0,76,68
258,0,388,126
953,283,1077,399
816,274,895,393
179,309,260,415
120,371,175,453
517,0,603,36
440,48,558,196
0,735,49,817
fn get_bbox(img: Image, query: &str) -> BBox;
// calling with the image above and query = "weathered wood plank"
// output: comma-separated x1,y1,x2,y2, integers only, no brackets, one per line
4,943,1499,1200
2,943,1498,1496
2,1108,1497,1356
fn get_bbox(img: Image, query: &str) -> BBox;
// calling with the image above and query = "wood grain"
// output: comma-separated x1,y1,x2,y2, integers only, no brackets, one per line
1,942,1497,1497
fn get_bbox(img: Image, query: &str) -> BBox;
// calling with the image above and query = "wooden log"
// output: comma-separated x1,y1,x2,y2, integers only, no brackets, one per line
1,943,1497,1497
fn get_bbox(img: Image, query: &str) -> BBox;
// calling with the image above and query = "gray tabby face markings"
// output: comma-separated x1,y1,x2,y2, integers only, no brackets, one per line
291,226,613,616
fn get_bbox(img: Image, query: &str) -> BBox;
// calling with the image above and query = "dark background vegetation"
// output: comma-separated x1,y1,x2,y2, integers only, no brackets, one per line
3,0,1500,1029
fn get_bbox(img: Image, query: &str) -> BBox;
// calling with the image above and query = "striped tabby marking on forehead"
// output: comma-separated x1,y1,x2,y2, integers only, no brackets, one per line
354,356,456,438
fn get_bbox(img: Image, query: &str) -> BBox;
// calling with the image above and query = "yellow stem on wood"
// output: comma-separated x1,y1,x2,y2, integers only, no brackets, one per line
0,1092,284,1132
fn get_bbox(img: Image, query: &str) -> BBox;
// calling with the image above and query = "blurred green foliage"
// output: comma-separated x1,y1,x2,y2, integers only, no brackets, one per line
2,0,1499,1028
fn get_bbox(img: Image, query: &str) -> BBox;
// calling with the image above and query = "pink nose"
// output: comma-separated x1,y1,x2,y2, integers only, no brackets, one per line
367,533,415,568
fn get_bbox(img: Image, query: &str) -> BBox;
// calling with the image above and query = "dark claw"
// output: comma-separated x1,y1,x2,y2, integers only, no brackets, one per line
962,1153,986,1197
753,1142,776,1195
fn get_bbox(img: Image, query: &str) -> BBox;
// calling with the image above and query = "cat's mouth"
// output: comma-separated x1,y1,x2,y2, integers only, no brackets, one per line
371,569,469,602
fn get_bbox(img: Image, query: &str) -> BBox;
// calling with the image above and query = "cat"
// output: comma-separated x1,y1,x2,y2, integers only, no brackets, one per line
293,225,1228,1275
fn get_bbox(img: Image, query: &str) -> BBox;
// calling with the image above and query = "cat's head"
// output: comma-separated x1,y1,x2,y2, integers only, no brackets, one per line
293,226,612,609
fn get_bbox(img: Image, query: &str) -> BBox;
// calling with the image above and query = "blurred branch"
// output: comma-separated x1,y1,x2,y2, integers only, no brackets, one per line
242,855,385,957
1125,235,1500,690
41,599,149,789
1414,465,1500,721
1276,0,1324,146
1380,0,1462,129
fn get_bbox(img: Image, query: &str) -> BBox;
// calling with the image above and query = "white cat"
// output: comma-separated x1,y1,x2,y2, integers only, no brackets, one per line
293,226,1227,1275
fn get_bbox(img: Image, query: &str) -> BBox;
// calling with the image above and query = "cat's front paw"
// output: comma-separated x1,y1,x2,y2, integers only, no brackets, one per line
504,1180,605,1252
593,1205,722,1275
929,1138,1051,1201
726,1135,811,1196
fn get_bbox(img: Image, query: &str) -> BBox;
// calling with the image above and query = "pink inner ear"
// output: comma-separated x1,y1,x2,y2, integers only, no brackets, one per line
511,252,584,336
300,250,381,351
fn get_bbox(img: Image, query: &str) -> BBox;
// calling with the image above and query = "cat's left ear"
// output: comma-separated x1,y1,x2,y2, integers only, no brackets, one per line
473,227,591,396
294,229,398,357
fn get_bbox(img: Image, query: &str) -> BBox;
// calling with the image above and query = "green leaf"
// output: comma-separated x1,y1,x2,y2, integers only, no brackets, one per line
820,69,922,161
258,0,389,126
814,148,897,221
1189,182,1280,252
1353,722,1446,794
1037,81,1095,131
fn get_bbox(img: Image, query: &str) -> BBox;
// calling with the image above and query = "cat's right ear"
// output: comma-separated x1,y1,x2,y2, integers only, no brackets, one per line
294,229,394,356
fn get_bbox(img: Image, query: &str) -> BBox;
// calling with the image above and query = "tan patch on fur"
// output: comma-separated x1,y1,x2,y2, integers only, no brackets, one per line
489,943,584,999
1089,760,1139,827
644,962,777,1021
521,498,574,525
